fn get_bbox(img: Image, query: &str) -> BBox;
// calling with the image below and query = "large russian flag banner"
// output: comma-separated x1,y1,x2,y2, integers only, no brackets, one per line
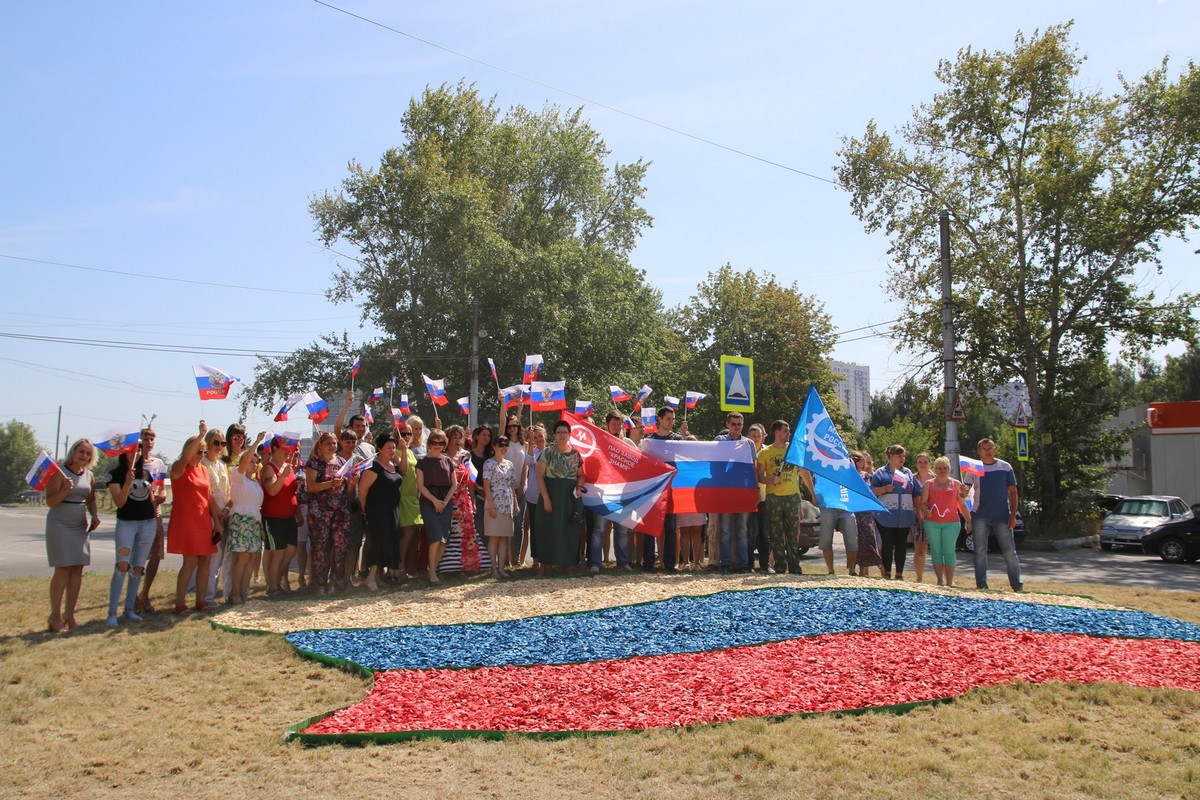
93,425,141,457
192,364,239,400
641,439,759,514
561,411,674,536
25,450,61,491
530,380,566,412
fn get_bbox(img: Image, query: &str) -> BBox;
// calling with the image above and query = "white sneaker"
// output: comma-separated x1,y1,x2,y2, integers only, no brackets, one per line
105,615,119,628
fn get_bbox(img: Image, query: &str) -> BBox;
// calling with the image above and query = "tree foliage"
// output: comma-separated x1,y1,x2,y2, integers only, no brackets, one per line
0,419,41,502
245,83,665,423
837,23,1200,520
670,264,845,437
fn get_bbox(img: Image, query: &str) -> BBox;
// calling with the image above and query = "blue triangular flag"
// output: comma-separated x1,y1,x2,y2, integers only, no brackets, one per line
785,384,885,513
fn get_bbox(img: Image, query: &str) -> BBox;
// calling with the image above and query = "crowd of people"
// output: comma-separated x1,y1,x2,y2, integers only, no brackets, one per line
41,394,1024,631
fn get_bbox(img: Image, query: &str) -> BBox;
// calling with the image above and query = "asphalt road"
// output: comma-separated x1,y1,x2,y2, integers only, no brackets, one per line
2,505,1198,591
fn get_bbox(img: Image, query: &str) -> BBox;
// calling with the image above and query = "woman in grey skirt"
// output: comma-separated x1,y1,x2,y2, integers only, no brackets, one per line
45,439,100,632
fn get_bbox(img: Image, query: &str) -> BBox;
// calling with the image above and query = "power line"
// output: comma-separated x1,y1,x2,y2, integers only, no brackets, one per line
312,0,839,186
0,254,326,297
0,331,292,357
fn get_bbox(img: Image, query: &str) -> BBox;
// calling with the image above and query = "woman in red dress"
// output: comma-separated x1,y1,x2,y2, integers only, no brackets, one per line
168,422,223,613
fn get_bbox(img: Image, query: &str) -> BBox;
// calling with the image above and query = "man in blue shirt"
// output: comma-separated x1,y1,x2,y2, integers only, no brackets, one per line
964,438,1023,591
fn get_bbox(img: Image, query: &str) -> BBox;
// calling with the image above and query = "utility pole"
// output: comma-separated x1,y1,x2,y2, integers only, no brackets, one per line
939,210,961,479
469,300,480,430
54,405,62,460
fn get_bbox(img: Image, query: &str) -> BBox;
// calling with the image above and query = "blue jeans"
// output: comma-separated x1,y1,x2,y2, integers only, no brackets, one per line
108,517,157,615
589,515,629,568
719,512,749,568
971,515,1023,590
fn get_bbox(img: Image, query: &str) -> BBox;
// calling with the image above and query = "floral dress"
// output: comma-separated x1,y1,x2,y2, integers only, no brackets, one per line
306,454,349,588
438,451,492,574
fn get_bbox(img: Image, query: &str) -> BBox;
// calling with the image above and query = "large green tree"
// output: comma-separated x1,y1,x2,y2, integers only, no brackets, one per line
0,420,42,502
837,24,1200,520
669,264,845,437
245,83,666,423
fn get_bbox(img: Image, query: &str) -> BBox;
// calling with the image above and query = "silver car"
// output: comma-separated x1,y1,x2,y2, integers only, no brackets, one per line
1099,495,1193,550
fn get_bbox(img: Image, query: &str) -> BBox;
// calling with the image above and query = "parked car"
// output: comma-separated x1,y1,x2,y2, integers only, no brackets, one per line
1141,516,1200,563
1099,495,1193,551
956,511,1026,553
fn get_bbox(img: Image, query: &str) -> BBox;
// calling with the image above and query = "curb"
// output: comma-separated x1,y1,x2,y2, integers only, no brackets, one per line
1022,535,1100,552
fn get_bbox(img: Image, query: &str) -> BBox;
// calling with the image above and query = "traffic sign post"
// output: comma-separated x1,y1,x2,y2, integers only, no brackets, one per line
719,356,754,412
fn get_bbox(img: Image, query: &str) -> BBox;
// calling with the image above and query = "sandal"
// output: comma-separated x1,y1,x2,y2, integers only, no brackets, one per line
47,616,66,634
63,616,79,630
173,604,192,615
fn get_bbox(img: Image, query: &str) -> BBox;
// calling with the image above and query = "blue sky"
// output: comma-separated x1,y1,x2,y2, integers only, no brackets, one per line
3,1,1197,459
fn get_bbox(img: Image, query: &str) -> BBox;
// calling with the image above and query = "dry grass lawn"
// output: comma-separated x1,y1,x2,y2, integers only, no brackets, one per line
2,571,1198,800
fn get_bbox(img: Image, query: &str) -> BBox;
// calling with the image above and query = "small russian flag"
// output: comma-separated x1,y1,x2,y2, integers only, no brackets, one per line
363,404,374,424
487,357,498,384
192,364,239,401
523,354,544,383
25,450,61,492
640,407,658,435
574,400,594,417
633,384,652,411
457,397,471,416
303,391,329,424
390,408,408,430
622,416,635,431
892,470,910,489
276,431,302,451
664,395,680,411
273,392,302,422
422,374,449,406
501,385,529,409
149,462,168,487
959,456,987,478
464,454,479,487
368,387,384,404
351,355,362,378
685,391,706,410
93,426,141,457
530,380,567,412
390,376,398,389
610,385,631,403
400,394,411,415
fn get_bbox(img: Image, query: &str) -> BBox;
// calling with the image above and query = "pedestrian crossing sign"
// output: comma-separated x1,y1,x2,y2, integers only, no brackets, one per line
719,356,754,412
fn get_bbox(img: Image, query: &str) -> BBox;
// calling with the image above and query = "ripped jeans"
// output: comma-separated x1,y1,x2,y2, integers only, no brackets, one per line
108,518,157,616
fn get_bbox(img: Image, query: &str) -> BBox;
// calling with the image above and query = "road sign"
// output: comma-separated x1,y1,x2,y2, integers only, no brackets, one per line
719,356,754,412
1013,400,1029,428
1015,428,1030,461
949,394,967,421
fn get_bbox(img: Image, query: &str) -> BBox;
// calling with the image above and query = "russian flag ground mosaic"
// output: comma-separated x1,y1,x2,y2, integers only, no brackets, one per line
215,582,1200,743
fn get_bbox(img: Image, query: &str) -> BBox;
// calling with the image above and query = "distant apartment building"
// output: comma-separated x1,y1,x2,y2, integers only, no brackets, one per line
829,360,871,432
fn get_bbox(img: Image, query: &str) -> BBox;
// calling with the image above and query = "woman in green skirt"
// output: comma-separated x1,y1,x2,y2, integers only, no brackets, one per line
534,419,585,573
